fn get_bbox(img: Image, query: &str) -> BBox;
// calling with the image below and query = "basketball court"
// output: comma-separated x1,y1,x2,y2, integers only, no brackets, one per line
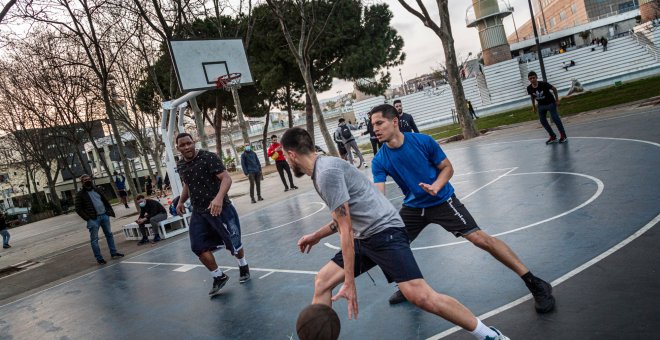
0,105,657,339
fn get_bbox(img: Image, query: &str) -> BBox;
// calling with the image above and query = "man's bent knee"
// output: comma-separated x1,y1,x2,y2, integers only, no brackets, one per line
465,230,494,250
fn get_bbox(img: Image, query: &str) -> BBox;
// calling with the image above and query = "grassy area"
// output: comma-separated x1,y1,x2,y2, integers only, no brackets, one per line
421,75,660,140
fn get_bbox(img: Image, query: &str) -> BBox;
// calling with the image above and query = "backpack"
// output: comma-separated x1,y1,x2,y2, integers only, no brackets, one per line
340,125,352,139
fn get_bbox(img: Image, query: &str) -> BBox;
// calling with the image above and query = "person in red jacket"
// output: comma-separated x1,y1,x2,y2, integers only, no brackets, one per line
267,134,298,191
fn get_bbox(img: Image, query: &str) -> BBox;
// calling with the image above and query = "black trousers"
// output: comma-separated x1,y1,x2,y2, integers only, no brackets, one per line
275,160,295,188
370,138,382,155
248,172,262,198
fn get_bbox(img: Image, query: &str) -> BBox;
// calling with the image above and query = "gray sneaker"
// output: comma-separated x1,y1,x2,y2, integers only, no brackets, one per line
388,289,407,305
209,273,229,296
485,327,509,340
239,265,251,283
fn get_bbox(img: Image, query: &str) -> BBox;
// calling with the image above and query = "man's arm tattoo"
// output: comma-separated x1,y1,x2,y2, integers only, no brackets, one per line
334,204,348,217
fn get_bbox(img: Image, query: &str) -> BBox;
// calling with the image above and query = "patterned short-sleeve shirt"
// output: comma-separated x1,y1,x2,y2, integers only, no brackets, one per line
177,149,231,212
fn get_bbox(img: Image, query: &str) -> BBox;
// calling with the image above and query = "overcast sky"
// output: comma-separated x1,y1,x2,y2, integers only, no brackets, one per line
318,0,531,99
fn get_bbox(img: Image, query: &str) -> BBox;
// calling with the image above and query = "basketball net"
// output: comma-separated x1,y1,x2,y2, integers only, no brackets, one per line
215,73,242,91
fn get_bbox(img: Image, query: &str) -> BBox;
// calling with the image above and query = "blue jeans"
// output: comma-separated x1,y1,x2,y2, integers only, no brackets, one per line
87,214,118,260
0,229,9,247
537,103,566,137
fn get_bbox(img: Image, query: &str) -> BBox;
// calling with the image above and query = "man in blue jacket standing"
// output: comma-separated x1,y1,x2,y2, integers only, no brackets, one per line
241,143,263,204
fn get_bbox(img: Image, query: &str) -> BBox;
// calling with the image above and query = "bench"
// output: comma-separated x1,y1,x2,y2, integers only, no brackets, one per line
122,214,191,241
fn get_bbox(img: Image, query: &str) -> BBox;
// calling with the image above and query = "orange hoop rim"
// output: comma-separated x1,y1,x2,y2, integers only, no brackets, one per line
215,73,242,89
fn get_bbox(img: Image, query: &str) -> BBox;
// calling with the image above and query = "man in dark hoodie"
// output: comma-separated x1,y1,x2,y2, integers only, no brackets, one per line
241,143,264,203
75,174,124,264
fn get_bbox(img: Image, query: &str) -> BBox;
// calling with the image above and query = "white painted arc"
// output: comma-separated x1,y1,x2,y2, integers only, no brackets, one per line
426,212,660,340
121,261,318,275
242,202,326,237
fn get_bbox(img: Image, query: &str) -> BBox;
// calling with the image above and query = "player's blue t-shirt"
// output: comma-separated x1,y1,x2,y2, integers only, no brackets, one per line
372,133,454,208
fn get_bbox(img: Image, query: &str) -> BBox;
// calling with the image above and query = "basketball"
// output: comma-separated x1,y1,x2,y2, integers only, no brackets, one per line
296,304,340,340
271,151,280,160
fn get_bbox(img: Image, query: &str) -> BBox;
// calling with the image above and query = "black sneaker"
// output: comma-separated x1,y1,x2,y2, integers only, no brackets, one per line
251,198,256,204
239,265,251,283
291,185,298,190
388,289,407,305
559,135,568,143
526,278,556,313
284,188,289,192
257,196,264,201
153,235,161,243
97,258,107,265
545,136,558,145
137,238,149,246
3,244,10,249
485,327,510,340
111,253,124,259
209,273,230,296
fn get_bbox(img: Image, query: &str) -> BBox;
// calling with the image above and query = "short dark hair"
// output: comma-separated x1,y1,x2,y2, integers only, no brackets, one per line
281,127,315,155
271,134,278,139
176,132,193,144
369,104,398,120
393,99,402,105
113,171,118,175
338,118,345,123
136,194,145,200
528,71,537,77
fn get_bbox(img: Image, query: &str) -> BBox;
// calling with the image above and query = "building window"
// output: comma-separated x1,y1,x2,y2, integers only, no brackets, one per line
571,4,577,14
549,17,556,28
559,11,567,21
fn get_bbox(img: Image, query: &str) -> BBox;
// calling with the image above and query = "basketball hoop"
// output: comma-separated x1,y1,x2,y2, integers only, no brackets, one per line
215,73,242,91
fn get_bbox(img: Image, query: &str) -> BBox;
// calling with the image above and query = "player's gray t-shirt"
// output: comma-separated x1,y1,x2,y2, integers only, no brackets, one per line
312,156,404,239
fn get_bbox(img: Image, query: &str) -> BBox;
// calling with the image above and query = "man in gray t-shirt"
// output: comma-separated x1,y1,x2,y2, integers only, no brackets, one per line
281,127,507,339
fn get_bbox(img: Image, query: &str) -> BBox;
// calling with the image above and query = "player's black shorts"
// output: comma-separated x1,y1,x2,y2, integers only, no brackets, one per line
331,227,423,284
118,189,128,197
400,194,480,241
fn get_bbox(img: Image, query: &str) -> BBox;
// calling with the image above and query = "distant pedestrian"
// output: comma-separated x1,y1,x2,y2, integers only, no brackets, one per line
163,173,170,195
135,194,167,245
241,143,264,204
527,71,568,144
75,174,124,265
145,176,154,196
601,37,608,51
362,118,382,155
0,211,10,249
156,175,163,197
268,134,298,192
393,100,420,133
333,129,348,160
467,100,479,119
113,171,129,208
175,133,250,296
335,118,365,168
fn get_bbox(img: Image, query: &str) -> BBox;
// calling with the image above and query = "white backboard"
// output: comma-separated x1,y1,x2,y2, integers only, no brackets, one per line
167,39,254,92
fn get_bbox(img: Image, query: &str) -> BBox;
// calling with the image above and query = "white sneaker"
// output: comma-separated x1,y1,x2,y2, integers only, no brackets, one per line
485,327,510,340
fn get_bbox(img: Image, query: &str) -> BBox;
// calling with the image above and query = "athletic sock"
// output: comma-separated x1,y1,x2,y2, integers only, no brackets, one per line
237,257,248,266
521,271,536,285
470,319,498,339
211,267,224,278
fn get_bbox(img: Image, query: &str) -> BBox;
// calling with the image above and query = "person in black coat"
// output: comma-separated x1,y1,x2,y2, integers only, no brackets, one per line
135,194,168,245
241,143,263,203
75,174,123,264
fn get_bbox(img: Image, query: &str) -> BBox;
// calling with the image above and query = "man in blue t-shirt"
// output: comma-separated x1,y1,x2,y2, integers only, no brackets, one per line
113,171,129,208
369,104,555,314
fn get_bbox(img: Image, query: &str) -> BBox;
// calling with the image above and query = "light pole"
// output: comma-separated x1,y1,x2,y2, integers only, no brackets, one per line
527,0,548,81
399,68,407,95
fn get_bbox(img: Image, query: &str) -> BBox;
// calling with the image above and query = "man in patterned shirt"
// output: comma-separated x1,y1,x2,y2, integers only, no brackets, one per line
175,133,250,296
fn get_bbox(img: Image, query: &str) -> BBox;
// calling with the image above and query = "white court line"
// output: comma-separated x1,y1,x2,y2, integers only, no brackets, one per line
173,265,197,273
242,202,326,237
427,212,660,339
447,136,660,152
121,261,318,275
461,167,518,200
259,271,275,279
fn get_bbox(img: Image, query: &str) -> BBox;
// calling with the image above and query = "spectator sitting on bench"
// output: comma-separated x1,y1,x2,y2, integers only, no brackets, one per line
562,60,576,71
135,194,168,245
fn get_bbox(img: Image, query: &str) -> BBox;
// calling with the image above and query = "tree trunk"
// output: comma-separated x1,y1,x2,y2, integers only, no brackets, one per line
286,84,294,128
305,93,314,140
88,136,119,197
302,64,338,156
232,88,250,145
437,1,478,139
43,170,61,214
214,95,223,156
191,98,209,150
102,89,138,208
262,110,271,166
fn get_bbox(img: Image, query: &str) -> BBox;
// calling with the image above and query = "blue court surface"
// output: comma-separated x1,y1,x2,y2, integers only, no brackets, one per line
1,108,658,339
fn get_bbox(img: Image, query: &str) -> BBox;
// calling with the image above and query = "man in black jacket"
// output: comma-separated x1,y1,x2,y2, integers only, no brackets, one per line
240,143,263,204
393,100,420,133
75,174,124,264
135,194,168,245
